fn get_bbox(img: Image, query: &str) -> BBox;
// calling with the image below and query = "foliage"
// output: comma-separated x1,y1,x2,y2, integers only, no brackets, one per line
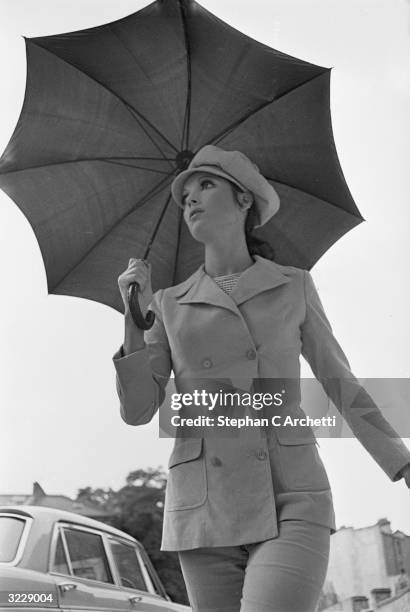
76,468,189,605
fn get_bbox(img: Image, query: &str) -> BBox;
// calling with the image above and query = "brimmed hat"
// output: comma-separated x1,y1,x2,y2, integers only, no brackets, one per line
171,145,280,227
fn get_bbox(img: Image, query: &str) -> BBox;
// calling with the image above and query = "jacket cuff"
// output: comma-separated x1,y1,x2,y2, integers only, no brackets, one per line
112,345,152,386
113,344,146,361
392,461,410,482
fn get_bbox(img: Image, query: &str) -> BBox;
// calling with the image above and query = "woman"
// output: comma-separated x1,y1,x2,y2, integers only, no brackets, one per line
114,145,410,612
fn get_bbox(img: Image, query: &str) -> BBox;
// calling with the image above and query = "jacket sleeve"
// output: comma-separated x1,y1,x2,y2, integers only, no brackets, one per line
112,289,172,426
301,270,410,481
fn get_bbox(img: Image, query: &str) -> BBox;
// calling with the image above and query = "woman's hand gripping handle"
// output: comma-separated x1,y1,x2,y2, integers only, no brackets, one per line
118,259,155,355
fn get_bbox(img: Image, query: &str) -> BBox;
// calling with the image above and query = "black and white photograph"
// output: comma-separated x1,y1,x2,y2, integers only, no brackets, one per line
0,1,409,611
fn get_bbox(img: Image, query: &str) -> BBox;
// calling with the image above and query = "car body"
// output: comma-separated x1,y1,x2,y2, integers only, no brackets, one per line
0,506,190,611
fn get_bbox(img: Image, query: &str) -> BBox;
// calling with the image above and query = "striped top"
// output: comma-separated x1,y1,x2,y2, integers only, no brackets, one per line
213,272,242,295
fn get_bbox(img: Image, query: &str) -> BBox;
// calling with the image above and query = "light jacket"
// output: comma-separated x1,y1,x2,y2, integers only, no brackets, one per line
113,256,410,551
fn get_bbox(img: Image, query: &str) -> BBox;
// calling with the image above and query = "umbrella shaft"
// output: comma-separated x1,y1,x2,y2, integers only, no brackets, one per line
143,193,173,260
143,242,153,260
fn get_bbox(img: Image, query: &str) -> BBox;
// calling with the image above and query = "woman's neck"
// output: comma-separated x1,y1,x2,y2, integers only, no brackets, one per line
204,237,254,277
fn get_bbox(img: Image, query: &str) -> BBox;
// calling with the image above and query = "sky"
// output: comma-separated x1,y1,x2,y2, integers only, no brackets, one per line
0,0,409,534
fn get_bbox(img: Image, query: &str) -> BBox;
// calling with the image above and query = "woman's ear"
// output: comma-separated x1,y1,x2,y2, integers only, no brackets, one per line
236,191,254,212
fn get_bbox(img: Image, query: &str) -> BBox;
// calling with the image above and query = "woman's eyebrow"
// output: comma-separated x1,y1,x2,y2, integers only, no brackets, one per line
182,175,215,198
182,182,195,197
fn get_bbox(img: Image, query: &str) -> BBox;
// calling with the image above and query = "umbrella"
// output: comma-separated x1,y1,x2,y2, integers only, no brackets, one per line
0,0,363,323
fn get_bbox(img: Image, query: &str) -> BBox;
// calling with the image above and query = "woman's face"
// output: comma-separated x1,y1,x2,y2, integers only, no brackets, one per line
181,172,245,243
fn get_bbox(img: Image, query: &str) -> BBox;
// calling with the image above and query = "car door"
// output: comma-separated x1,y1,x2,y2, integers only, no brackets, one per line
49,524,130,612
106,536,181,611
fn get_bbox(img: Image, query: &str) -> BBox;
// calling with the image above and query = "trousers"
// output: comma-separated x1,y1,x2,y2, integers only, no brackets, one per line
178,520,330,612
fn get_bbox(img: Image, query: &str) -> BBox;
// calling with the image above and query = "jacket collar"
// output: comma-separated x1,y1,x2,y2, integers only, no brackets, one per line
174,256,291,313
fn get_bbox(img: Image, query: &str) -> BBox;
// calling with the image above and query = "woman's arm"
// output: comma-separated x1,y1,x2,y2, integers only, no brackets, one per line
113,289,172,426
301,270,410,484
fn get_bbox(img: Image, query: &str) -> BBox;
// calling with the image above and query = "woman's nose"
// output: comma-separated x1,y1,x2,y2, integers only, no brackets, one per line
187,195,199,207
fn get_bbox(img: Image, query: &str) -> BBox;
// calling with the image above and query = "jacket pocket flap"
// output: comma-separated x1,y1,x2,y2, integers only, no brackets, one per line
277,436,317,446
168,439,203,468
275,427,317,446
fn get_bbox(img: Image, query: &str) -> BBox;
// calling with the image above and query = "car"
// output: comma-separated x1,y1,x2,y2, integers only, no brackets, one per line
0,506,191,611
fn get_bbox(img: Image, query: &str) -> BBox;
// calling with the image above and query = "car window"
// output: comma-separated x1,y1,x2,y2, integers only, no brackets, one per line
52,531,70,575
63,528,113,583
137,545,169,599
0,516,26,562
109,539,148,591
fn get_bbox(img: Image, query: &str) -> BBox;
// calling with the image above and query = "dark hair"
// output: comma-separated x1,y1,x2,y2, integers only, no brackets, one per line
230,183,275,261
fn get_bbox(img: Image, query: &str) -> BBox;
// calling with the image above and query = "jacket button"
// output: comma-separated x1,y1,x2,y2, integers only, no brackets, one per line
211,456,222,467
246,349,257,360
256,449,267,461
202,358,213,369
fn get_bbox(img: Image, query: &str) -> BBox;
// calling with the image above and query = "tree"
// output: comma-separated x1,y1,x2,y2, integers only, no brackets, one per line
76,468,188,605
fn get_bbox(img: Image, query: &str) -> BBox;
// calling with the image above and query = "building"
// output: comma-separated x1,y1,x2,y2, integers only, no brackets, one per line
318,588,410,612
0,482,114,521
318,519,410,611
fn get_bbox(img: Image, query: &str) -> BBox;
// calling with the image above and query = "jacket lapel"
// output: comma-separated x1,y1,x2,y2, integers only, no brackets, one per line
174,256,291,313
175,265,240,314
231,256,292,305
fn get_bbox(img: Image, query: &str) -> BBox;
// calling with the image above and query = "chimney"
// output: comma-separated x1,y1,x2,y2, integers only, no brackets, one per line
370,588,391,606
31,482,46,503
352,595,370,612
377,518,392,534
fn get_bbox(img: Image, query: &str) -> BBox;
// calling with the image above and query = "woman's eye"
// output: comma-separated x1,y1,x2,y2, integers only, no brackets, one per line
181,179,213,205
201,179,213,189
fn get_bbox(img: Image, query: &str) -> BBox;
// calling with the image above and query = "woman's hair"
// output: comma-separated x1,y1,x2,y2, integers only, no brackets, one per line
230,183,275,261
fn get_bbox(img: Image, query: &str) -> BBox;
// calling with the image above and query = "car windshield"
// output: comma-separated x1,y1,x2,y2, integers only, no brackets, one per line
0,516,26,562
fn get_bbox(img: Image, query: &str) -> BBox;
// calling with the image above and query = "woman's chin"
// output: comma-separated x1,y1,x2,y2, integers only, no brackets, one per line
188,225,212,244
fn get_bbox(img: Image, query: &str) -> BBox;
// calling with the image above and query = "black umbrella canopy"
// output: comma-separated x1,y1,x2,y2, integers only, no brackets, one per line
0,0,363,313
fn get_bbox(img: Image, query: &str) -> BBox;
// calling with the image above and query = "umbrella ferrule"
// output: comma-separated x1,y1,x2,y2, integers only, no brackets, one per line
175,150,194,173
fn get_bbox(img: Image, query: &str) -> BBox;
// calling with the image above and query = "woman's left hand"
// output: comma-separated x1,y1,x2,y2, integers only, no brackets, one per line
400,464,410,488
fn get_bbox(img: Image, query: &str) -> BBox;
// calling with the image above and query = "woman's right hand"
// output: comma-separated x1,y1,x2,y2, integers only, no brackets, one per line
118,258,153,318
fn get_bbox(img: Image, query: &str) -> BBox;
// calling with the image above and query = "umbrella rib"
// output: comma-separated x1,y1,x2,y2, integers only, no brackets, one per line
264,177,364,219
0,157,175,176
179,0,192,151
50,172,174,293
172,205,184,286
104,161,172,175
142,193,173,260
107,156,176,161
207,70,330,147
124,106,178,164
29,41,179,161
103,27,180,158
130,173,174,212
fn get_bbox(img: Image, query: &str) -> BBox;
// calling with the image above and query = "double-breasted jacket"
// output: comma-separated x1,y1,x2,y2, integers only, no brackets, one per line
113,256,410,551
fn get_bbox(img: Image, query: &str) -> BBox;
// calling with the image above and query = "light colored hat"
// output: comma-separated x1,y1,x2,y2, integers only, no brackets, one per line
171,145,280,227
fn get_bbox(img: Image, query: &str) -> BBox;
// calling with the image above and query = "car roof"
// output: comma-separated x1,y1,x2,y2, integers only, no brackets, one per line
0,505,137,543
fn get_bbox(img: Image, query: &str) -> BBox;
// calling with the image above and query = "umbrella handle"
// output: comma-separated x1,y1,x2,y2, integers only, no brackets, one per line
127,282,155,330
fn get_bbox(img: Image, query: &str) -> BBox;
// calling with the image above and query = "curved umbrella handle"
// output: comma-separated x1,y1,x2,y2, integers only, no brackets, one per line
127,282,155,330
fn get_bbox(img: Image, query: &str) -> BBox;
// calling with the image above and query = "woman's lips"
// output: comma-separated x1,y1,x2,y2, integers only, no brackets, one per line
190,209,203,220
